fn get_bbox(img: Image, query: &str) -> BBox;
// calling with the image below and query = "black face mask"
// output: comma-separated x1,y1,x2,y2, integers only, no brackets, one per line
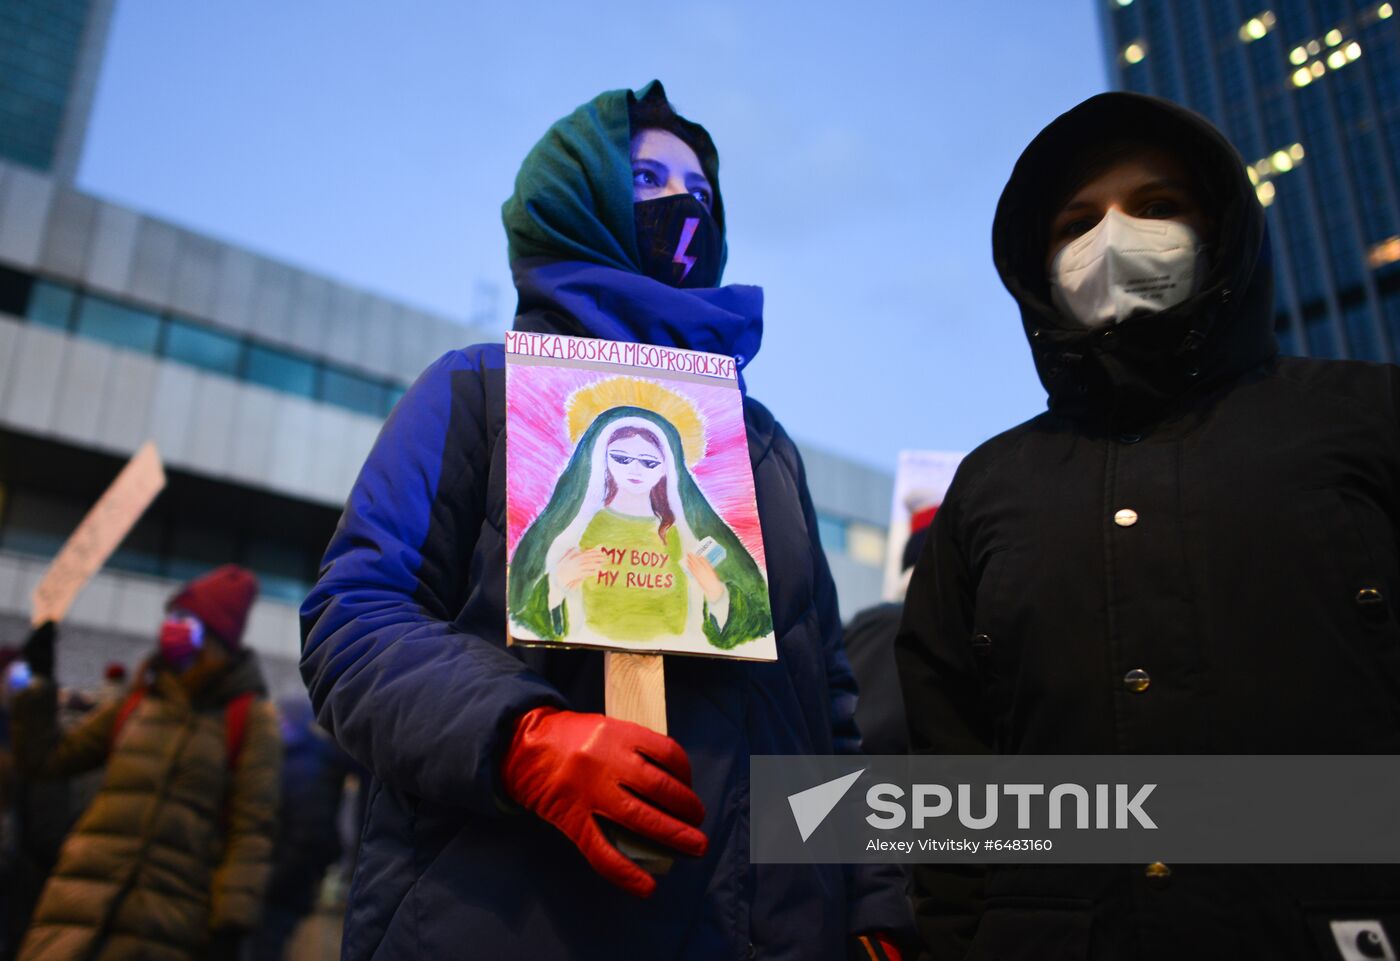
633,194,722,289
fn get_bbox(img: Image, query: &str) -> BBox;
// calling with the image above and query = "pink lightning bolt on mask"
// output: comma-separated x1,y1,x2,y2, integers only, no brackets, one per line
633,194,722,288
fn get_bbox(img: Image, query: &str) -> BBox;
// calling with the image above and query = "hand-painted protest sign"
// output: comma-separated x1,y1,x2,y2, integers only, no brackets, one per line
880,449,965,601
31,441,167,625
505,332,775,661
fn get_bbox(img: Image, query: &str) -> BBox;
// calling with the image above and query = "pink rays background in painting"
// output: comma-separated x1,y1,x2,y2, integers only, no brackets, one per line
506,367,765,570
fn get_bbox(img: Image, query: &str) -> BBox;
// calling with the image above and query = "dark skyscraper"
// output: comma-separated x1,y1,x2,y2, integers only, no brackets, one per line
1098,0,1400,361
0,0,114,180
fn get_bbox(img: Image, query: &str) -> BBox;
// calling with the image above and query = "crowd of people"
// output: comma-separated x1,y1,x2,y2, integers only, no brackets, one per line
0,78,1397,961
0,567,359,961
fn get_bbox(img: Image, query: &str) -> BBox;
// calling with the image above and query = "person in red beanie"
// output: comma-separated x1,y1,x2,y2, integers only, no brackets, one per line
8,565,281,961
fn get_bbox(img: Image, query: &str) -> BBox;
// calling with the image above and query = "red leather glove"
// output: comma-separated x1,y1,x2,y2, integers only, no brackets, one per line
500,706,707,898
851,932,905,961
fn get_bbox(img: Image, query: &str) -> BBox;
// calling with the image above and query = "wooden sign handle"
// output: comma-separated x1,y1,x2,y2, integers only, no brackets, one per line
604,651,666,733
604,652,674,875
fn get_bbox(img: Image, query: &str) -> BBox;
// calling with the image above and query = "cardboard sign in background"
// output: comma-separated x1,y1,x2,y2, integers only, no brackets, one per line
31,441,166,625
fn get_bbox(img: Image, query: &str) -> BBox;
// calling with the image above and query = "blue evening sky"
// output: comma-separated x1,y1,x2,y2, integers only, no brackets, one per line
78,1,1109,471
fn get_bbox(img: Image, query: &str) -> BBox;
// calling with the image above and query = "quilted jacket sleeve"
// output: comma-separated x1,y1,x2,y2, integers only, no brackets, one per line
780,427,916,946
210,698,281,931
10,679,119,780
894,473,995,958
299,349,566,813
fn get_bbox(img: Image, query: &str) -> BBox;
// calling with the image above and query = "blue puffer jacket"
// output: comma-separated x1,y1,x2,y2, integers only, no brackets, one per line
300,260,913,960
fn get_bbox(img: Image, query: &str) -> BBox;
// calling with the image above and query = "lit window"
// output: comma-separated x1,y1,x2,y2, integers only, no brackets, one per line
1310,60,1326,76
1306,40,1321,54
1289,46,1308,65
75,295,162,354
1256,182,1276,206
1246,165,1260,185
1292,67,1314,87
1289,143,1305,162
1123,41,1146,64
1327,49,1347,69
246,345,317,398
1325,28,1343,46
1345,41,1362,61
321,368,389,417
817,514,847,552
1381,4,1394,20
1270,150,1293,172
846,523,887,567
0,490,85,558
165,319,242,376
1115,0,1133,6
1239,11,1276,42
26,280,75,331
1369,236,1400,268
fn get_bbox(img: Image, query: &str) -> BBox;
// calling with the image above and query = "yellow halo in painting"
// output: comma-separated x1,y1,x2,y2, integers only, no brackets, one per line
566,377,706,466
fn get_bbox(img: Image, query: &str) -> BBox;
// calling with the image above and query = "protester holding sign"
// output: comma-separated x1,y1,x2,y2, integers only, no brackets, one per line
9,565,280,961
896,92,1400,959
301,81,913,960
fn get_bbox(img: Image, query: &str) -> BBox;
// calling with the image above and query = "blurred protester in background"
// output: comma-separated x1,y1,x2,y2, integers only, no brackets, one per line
843,504,937,756
301,81,913,960
94,663,127,706
0,645,19,961
898,91,1400,959
247,696,360,961
8,565,281,961
0,629,76,961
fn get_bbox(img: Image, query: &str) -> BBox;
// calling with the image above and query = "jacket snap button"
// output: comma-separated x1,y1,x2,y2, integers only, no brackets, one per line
1356,588,1385,606
1145,861,1171,883
747,943,757,959
1118,432,1142,444
1114,509,1139,527
1186,367,1201,379
1100,330,1119,351
1123,668,1151,693
972,633,992,649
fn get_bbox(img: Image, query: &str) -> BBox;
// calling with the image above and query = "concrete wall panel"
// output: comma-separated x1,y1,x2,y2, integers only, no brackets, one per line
98,349,160,454
127,219,179,306
38,188,97,281
51,336,111,442
211,246,257,335
0,165,54,269
84,202,140,296
1,324,65,434
170,231,222,319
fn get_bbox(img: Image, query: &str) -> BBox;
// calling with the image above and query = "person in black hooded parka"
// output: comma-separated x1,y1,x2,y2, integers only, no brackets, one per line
896,92,1400,960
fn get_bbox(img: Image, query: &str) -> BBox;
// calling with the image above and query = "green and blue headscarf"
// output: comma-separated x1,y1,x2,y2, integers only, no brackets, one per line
501,80,728,281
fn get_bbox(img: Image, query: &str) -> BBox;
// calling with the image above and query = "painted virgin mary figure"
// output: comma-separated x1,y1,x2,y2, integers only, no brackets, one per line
509,380,771,652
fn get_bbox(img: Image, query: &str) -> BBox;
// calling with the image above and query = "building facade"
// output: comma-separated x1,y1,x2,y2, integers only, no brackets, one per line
0,1,893,698
1097,0,1400,360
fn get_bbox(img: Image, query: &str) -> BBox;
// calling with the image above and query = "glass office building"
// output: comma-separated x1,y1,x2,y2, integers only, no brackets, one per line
1098,0,1400,360
0,0,113,179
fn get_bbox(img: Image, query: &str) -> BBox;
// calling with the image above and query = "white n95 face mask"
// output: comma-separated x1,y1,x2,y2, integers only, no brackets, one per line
1049,208,1207,329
